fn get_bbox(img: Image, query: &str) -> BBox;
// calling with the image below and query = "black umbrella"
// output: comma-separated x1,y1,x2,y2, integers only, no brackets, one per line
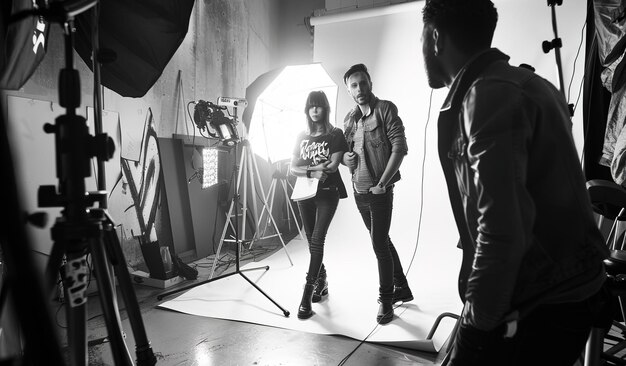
74,0,195,98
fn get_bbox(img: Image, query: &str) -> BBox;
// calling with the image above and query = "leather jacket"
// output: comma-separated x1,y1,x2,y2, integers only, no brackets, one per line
438,49,609,330
343,95,408,186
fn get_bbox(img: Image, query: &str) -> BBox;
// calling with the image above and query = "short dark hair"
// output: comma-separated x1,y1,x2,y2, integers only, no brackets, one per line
422,0,498,53
343,63,371,85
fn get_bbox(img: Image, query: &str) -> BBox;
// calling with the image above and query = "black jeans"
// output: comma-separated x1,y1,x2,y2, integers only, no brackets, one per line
354,187,407,302
297,190,340,284
449,286,612,366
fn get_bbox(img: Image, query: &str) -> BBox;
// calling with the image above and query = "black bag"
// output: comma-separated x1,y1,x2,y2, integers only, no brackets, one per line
173,255,198,281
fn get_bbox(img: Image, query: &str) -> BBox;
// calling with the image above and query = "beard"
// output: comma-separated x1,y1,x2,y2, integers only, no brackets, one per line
423,51,446,89
354,92,371,106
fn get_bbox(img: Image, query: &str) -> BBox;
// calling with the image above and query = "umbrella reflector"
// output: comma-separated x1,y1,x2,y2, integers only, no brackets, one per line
247,63,338,164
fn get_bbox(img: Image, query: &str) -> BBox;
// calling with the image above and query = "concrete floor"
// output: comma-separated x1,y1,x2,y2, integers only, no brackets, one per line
65,239,451,365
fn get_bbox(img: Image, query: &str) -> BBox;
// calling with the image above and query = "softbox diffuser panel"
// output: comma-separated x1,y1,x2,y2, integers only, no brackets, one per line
246,63,338,165
74,0,195,98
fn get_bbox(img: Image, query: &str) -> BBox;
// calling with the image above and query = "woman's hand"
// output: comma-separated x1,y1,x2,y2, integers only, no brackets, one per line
343,152,357,172
311,170,328,183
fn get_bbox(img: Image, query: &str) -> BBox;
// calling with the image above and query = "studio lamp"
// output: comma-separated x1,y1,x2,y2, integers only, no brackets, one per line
193,100,239,147
201,147,218,189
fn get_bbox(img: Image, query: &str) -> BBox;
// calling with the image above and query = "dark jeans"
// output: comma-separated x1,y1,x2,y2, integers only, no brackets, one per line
449,286,611,366
297,190,339,284
354,187,407,302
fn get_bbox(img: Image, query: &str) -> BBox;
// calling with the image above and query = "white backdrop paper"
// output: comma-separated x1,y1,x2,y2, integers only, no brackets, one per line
311,0,587,323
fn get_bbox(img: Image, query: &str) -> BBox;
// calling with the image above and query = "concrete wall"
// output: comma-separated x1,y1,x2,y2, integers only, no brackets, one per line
3,0,324,270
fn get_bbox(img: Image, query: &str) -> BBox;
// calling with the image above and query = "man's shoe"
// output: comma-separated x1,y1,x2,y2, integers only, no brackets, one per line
376,301,394,324
392,285,414,303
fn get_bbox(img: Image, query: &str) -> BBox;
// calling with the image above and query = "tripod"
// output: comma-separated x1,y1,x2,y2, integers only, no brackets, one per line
255,160,304,246
23,4,156,365
0,77,66,364
157,137,290,316
211,138,294,276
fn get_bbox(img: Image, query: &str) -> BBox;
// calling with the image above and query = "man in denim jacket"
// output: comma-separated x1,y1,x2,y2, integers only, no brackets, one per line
421,0,610,364
342,63,413,324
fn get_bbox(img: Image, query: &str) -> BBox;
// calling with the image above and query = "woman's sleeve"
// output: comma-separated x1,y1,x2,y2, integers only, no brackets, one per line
331,128,349,154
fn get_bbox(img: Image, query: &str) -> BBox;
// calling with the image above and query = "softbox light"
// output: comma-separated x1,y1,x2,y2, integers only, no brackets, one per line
74,0,195,98
246,63,338,165
0,0,50,90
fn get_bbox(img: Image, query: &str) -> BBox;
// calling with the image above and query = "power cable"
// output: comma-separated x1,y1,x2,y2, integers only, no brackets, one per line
404,88,433,276
336,303,403,366
336,88,434,366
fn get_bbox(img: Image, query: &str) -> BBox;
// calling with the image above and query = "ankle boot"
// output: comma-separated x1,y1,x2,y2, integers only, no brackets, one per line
392,284,414,303
312,271,328,303
297,283,316,319
376,300,394,324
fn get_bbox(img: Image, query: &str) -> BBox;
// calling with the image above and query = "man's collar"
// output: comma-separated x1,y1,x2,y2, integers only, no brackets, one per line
351,94,379,119
441,48,509,112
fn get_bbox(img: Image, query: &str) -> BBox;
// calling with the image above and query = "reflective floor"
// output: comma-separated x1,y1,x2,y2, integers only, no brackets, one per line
70,240,450,365
87,306,446,365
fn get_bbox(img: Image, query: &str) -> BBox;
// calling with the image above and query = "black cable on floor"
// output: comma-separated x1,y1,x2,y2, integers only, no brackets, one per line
337,302,404,366
337,89,434,366
404,88,433,277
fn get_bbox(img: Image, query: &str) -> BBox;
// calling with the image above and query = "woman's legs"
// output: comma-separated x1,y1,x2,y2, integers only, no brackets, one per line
296,192,339,318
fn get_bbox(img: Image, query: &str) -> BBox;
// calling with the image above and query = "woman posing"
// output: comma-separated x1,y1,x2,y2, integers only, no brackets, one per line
290,90,348,319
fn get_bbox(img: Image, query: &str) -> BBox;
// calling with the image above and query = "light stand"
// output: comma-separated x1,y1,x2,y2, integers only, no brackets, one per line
12,2,157,364
255,160,304,247
157,102,290,317
542,0,574,116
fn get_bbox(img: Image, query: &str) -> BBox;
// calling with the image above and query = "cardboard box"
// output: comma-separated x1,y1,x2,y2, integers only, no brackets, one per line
130,270,185,289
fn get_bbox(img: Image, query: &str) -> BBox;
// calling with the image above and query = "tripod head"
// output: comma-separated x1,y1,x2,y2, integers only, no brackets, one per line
26,0,114,219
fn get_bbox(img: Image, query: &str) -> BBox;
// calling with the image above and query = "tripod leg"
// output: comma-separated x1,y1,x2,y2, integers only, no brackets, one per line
265,179,277,236
62,262,87,366
244,145,261,242
211,146,247,279
258,204,293,265
211,198,236,278
250,179,276,234
103,216,156,365
247,147,293,265
241,148,250,241
252,178,277,249
239,272,290,317
88,236,134,366
60,252,93,365
45,240,67,300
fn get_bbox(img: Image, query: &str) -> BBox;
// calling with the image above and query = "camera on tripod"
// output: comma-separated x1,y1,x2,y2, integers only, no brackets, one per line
193,100,240,146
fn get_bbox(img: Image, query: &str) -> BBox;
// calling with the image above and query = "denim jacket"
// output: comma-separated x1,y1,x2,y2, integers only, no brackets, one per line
438,49,609,330
343,95,408,186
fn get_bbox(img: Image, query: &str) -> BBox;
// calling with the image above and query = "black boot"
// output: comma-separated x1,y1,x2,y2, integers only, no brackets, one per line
298,283,316,319
312,270,328,303
392,284,414,303
376,300,394,324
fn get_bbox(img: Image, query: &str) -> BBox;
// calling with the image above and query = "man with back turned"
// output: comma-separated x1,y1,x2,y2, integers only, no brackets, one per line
420,0,610,364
